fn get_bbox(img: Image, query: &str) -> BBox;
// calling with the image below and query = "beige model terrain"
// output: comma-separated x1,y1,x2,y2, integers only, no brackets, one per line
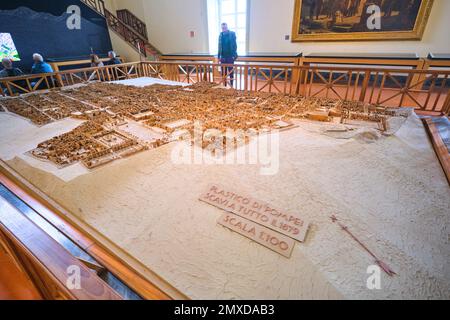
0,78,448,300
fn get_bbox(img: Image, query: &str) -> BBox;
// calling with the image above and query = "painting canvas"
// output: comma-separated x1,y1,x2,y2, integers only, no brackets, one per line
0,33,20,61
292,0,434,41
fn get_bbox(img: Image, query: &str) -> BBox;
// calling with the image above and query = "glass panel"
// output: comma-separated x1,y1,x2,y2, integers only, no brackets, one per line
207,0,220,54
221,0,235,15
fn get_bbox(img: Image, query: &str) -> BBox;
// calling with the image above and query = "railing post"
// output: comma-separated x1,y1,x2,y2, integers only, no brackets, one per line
292,66,300,95
201,65,207,82
137,62,143,77
300,68,307,96
5,82,14,96
359,70,371,102
410,59,426,88
399,73,413,107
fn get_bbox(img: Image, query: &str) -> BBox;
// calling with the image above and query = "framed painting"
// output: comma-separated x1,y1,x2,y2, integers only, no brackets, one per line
291,0,434,41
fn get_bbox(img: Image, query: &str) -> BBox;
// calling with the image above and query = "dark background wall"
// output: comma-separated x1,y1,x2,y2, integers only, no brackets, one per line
0,0,113,72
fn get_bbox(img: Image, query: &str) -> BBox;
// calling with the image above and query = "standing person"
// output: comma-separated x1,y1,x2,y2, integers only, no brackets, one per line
31,53,53,74
218,23,237,87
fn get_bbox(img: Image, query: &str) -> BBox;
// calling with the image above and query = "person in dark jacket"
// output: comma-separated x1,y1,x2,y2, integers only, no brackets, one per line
31,53,53,74
0,58,26,95
218,23,238,87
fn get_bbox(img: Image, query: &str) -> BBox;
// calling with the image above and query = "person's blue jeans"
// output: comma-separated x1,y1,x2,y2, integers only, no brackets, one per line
220,57,236,87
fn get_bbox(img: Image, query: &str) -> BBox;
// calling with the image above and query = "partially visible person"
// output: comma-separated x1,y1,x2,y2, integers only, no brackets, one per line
31,53,53,74
90,54,104,67
107,51,122,65
218,23,237,87
0,58,24,78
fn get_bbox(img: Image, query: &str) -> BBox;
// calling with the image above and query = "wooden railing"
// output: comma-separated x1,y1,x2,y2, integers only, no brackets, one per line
80,0,160,59
1,61,449,115
117,9,148,41
0,62,142,95
142,61,450,115
49,57,125,73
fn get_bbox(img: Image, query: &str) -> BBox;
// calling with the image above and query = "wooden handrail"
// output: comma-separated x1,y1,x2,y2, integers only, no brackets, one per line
2,61,450,83
141,61,450,75
1,61,449,114
0,62,140,82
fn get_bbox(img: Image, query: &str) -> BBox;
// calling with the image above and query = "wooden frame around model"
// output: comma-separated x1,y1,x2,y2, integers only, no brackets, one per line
1,60,449,115
291,0,434,42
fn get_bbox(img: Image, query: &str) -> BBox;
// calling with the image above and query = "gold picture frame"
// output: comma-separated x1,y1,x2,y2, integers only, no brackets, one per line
291,0,434,42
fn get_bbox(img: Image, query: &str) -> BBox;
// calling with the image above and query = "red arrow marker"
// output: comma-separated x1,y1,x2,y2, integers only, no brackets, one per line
331,215,396,277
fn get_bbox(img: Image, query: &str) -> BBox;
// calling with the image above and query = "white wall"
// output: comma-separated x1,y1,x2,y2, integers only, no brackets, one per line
103,0,138,61
143,0,209,53
106,0,450,58
108,0,209,54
